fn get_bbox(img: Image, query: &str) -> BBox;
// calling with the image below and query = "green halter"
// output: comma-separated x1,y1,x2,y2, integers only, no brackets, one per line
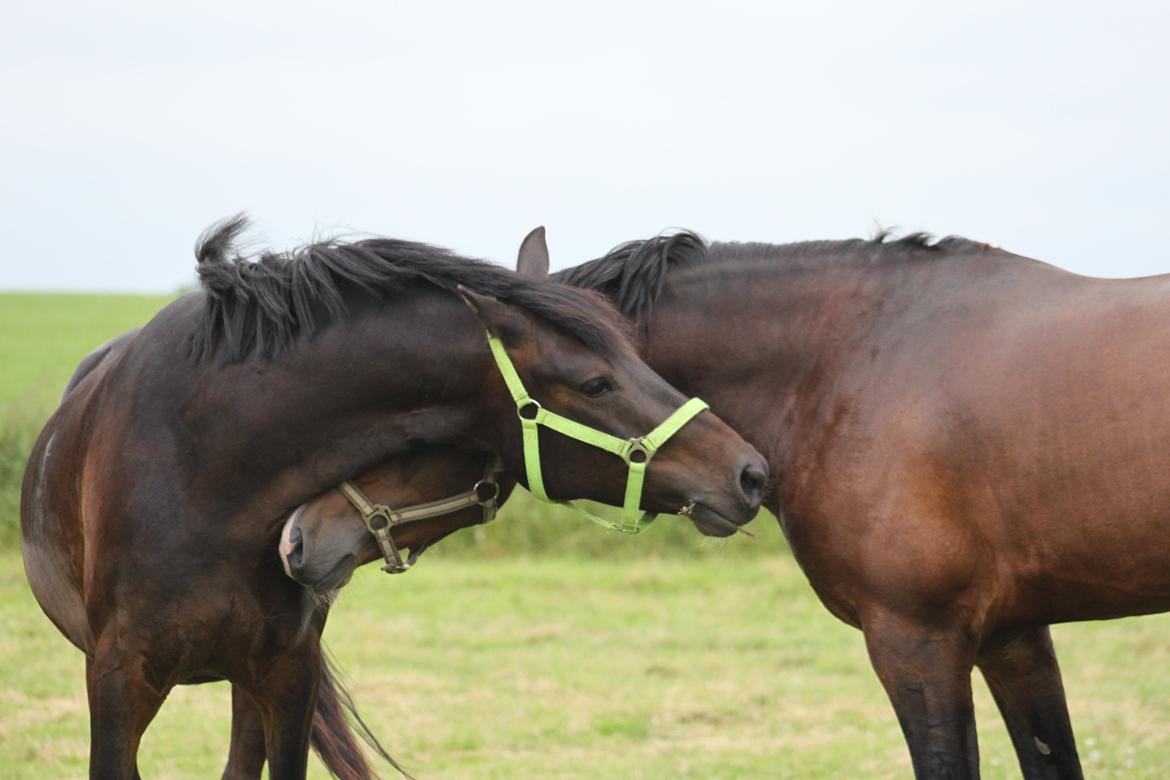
486,332,709,534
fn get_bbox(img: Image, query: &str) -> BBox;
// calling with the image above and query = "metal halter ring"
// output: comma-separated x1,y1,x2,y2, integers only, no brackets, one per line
364,507,396,532
473,478,500,504
517,399,542,421
624,439,651,465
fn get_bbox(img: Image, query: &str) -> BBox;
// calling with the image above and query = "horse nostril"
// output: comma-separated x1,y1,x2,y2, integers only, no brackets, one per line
739,463,766,507
285,527,306,573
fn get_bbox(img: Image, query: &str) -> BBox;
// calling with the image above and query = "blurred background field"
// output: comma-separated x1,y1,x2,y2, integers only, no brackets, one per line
4,292,1170,778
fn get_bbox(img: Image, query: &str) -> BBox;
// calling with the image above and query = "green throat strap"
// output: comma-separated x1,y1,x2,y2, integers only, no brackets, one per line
486,332,709,534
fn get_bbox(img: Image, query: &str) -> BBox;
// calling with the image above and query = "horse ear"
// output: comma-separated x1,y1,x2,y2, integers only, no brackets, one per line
516,226,550,278
457,286,527,344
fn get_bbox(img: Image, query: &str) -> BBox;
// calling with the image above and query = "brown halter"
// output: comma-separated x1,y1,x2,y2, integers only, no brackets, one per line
336,455,503,574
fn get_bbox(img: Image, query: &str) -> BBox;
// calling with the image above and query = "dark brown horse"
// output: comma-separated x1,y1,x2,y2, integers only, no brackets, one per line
61,326,515,778
20,218,767,780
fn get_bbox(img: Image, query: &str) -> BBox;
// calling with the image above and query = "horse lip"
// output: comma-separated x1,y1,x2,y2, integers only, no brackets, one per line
308,553,356,594
686,502,745,538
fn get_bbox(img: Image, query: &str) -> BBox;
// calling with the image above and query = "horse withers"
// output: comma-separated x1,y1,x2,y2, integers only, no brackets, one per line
21,219,767,780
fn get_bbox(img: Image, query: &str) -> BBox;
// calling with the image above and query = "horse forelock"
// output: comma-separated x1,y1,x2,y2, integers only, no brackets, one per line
190,214,633,364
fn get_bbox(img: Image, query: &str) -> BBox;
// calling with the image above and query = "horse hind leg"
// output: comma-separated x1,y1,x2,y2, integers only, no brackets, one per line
977,626,1083,779
86,637,169,780
863,612,981,779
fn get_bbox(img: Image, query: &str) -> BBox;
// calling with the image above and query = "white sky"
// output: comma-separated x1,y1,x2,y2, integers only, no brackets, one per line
2,1,1167,292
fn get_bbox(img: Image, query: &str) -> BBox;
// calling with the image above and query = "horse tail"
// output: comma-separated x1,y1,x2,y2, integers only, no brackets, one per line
311,652,415,780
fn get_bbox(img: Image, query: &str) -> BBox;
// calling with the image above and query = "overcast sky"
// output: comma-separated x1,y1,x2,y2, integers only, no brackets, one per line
2,2,1167,293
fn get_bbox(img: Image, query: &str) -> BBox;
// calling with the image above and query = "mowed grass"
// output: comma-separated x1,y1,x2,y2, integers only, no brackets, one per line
0,293,177,547
0,293,176,411
4,551,1170,778
5,292,1170,778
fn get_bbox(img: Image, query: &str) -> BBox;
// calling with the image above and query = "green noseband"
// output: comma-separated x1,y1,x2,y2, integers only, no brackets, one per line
486,332,709,534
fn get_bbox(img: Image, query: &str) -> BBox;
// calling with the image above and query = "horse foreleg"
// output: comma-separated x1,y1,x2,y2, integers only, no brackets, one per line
222,683,267,780
247,646,321,780
863,613,981,779
85,639,168,780
977,626,1083,779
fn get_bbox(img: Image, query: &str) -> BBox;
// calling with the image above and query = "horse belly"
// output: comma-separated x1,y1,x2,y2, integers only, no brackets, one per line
977,424,1170,623
995,502,1170,624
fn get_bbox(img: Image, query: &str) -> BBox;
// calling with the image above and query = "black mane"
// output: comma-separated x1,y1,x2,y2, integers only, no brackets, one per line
192,214,629,362
556,231,708,326
557,228,991,323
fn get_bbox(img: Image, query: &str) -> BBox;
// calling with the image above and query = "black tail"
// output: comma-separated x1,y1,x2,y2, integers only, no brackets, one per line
312,652,415,780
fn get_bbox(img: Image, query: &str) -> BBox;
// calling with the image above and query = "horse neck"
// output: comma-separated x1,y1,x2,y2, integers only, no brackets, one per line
639,254,954,461
183,293,497,514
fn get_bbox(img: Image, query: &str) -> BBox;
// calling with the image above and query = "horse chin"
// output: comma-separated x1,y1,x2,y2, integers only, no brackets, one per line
308,554,357,594
685,503,742,538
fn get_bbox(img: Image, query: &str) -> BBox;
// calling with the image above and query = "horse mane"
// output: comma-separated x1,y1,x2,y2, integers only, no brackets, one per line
192,214,630,363
555,230,708,325
557,228,992,323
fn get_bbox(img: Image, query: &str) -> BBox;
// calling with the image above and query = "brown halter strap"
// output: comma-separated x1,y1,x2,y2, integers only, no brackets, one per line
336,455,503,574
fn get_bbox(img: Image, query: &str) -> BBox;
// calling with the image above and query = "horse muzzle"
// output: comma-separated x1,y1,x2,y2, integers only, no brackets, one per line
279,506,360,593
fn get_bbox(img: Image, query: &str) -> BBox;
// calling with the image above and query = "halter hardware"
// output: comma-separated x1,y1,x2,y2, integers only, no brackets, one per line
338,455,503,574
332,326,707,574
485,332,709,534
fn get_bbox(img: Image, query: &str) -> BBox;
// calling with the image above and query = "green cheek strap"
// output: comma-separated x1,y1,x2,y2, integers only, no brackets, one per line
486,332,709,534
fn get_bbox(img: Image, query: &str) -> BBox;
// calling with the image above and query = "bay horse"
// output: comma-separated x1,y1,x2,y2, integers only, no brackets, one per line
546,228,1170,778
20,217,767,780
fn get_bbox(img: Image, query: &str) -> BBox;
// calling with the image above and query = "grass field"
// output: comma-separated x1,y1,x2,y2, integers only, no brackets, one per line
4,292,1170,778
0,293,177,410
4,552,1170,778
0,293,177,547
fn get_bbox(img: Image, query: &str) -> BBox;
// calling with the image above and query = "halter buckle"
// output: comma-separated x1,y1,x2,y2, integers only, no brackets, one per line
362,506,409,574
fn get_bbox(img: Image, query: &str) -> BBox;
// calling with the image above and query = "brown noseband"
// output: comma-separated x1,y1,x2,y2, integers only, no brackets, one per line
336,455,503,574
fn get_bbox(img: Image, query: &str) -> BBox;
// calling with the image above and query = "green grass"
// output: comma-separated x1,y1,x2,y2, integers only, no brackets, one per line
0,293,176,410
3,551,1170,778
0,293,176,547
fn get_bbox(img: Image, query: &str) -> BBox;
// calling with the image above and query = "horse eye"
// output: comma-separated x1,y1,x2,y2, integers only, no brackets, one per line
579,377,615,398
